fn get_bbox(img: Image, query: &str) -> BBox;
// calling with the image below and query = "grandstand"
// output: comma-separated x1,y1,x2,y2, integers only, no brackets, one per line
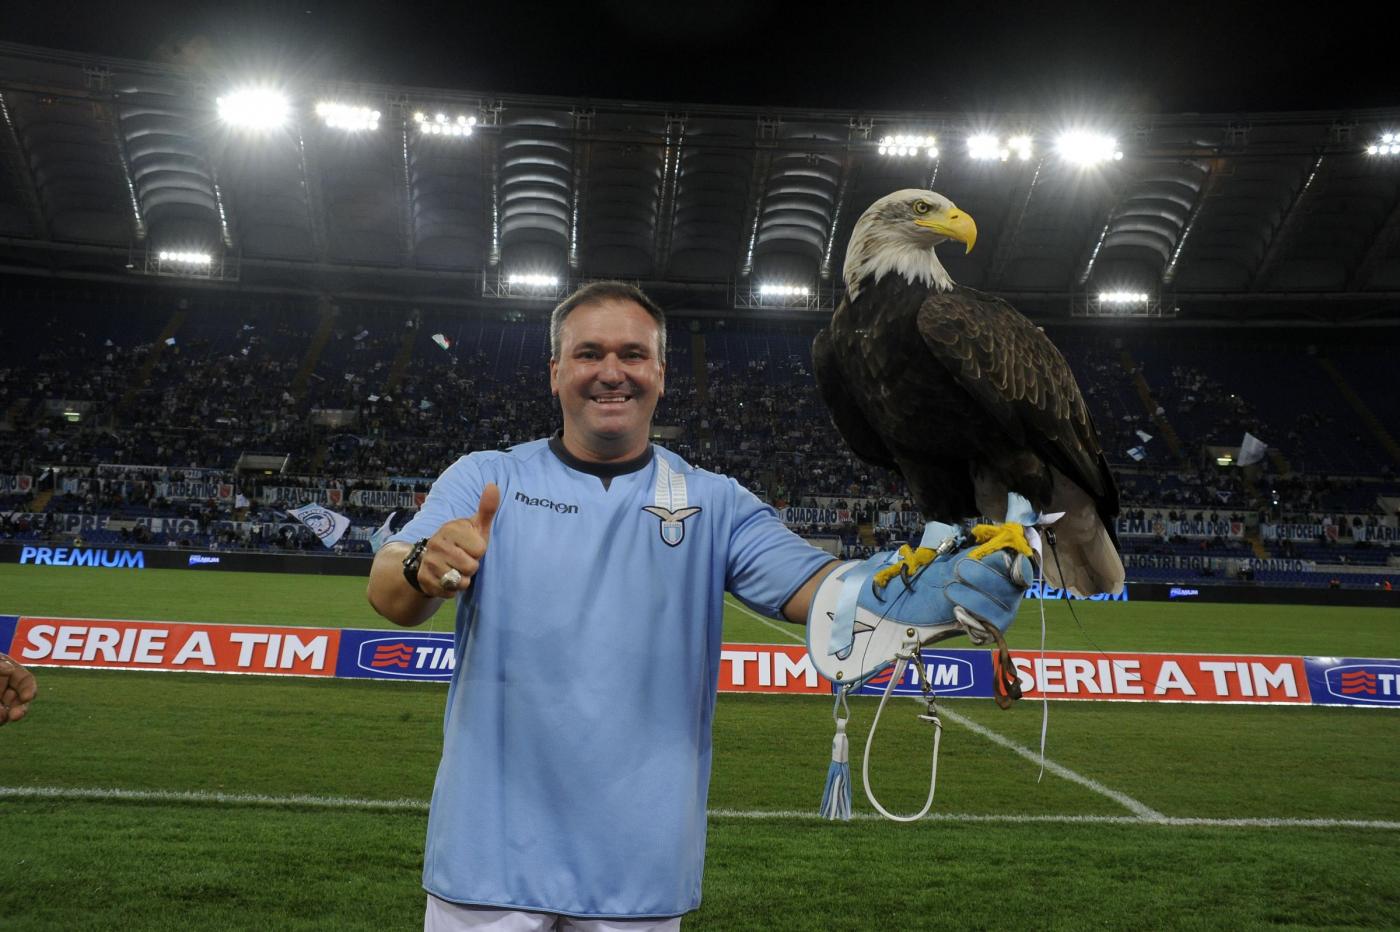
2,18,1399,932
0,39,1397,591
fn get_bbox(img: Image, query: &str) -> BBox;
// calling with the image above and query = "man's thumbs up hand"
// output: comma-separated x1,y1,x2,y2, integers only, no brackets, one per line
418,482,501,598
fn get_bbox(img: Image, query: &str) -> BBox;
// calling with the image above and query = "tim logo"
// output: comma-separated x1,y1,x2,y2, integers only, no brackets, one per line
514,491,579,515
861,653,976,695
1324,664,1400,705
356,636,454,679
371,643,415,668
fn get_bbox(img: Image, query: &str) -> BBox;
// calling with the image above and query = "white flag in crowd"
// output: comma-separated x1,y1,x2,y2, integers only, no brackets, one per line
1126,445,1147,462
1237,432,1268,467
369,511,399,554
287,503,352,548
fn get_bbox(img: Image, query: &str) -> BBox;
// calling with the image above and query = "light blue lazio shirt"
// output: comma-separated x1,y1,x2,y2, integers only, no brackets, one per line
391,435,831,919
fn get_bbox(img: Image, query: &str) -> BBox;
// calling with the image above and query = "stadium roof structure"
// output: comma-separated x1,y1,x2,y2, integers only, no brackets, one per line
0,41,1398,322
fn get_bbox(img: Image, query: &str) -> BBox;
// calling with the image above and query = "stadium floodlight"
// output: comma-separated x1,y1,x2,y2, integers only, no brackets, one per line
1366,132,1398,156
315,101,380,131
216,88,290,131
1008,134,1034,161
967,133,1010,161
1098,290,1150,305
158,250,213,266
877,134,938,159
413,110,477,138
757,283,811,297
507,272,559,289
1056,131,1123,165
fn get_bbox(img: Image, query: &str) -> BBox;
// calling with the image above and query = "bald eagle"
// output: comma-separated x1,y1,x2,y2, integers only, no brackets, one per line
813,189,1124,596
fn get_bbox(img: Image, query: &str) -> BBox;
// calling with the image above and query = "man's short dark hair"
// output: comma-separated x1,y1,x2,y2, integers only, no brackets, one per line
549,281,666,359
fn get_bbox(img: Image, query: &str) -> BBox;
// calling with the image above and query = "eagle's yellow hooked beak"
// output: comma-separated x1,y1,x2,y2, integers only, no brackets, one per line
915,208,978,254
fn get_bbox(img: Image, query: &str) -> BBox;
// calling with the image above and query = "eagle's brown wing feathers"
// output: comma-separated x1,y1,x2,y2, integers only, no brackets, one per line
812,325,898,469
916,285,1109,505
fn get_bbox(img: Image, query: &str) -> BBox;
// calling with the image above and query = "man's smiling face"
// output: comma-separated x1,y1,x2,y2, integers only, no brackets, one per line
549,297,665,463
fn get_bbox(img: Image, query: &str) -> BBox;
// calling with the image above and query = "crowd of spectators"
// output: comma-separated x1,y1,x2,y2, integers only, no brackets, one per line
2,302,1397,581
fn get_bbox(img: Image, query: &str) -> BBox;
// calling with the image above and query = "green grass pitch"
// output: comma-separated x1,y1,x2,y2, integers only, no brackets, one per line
1,565,1397,929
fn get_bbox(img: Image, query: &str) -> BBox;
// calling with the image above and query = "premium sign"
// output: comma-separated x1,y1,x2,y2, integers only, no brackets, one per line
18,547,145,568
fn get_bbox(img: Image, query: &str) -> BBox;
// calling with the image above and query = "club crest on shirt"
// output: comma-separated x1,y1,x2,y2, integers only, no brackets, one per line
647,456,701,546
642,505,702,547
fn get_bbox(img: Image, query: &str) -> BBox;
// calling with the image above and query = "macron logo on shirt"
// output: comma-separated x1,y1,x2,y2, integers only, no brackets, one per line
514,490,580,515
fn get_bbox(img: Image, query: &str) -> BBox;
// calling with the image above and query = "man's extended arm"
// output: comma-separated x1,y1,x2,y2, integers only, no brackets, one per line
780,560,841,624
367,541,446,627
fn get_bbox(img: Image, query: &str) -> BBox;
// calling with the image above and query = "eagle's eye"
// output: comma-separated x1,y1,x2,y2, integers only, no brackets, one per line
913,200,931,215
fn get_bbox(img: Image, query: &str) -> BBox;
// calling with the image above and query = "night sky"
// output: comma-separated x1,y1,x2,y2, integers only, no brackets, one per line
1,0,1389,115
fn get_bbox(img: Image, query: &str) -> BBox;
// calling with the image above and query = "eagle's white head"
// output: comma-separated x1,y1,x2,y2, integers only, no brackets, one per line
841,189,978,300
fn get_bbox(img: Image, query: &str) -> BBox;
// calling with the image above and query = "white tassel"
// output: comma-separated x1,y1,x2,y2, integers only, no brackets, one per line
819,716,852,821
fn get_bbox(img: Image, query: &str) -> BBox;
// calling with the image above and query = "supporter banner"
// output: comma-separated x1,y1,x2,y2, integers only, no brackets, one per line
2,514,375,542
263,486,343,506
1117,516,1243,540
97,464,225,480
1261,523,1337,542
1241,557,1313,572
877,510,923,529
1356,525,1400,542
1125,554,1223,570
152,481,235,502
1,618,1392,707
5,512,220,536
0,475,33,494
779,507,840,527
349,489,425,509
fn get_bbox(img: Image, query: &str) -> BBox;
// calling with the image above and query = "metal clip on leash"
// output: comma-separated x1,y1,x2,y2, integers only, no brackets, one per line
861,636,943,822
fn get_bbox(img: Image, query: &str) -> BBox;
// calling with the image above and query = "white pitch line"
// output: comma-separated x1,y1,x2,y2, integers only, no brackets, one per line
723,594,808,643
936,706,1165,820
0,784,428,812
723,595,1165,820
4,786,1397,831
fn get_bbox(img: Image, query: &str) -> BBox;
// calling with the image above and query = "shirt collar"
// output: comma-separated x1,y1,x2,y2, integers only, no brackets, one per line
548,429,654,481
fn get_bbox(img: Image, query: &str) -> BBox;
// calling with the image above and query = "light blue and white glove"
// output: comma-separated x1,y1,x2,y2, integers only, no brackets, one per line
806,493,1042,706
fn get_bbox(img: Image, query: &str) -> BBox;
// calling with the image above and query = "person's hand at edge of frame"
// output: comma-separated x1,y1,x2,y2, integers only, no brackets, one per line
419,483,501,598
0,652,37,726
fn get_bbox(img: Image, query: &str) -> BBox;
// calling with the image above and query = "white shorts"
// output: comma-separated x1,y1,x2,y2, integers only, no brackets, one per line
425,894,683,932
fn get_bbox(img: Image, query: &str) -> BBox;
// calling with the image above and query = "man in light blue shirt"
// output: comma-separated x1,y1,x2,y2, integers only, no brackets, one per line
368,282,838,930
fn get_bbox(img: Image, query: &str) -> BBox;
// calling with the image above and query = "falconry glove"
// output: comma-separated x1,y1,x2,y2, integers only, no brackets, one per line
807,492,1043,705
808,493,1049,822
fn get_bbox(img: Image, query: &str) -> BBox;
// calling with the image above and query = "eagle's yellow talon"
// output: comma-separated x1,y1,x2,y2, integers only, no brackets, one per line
872,543,938,588
967,522,1034,562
